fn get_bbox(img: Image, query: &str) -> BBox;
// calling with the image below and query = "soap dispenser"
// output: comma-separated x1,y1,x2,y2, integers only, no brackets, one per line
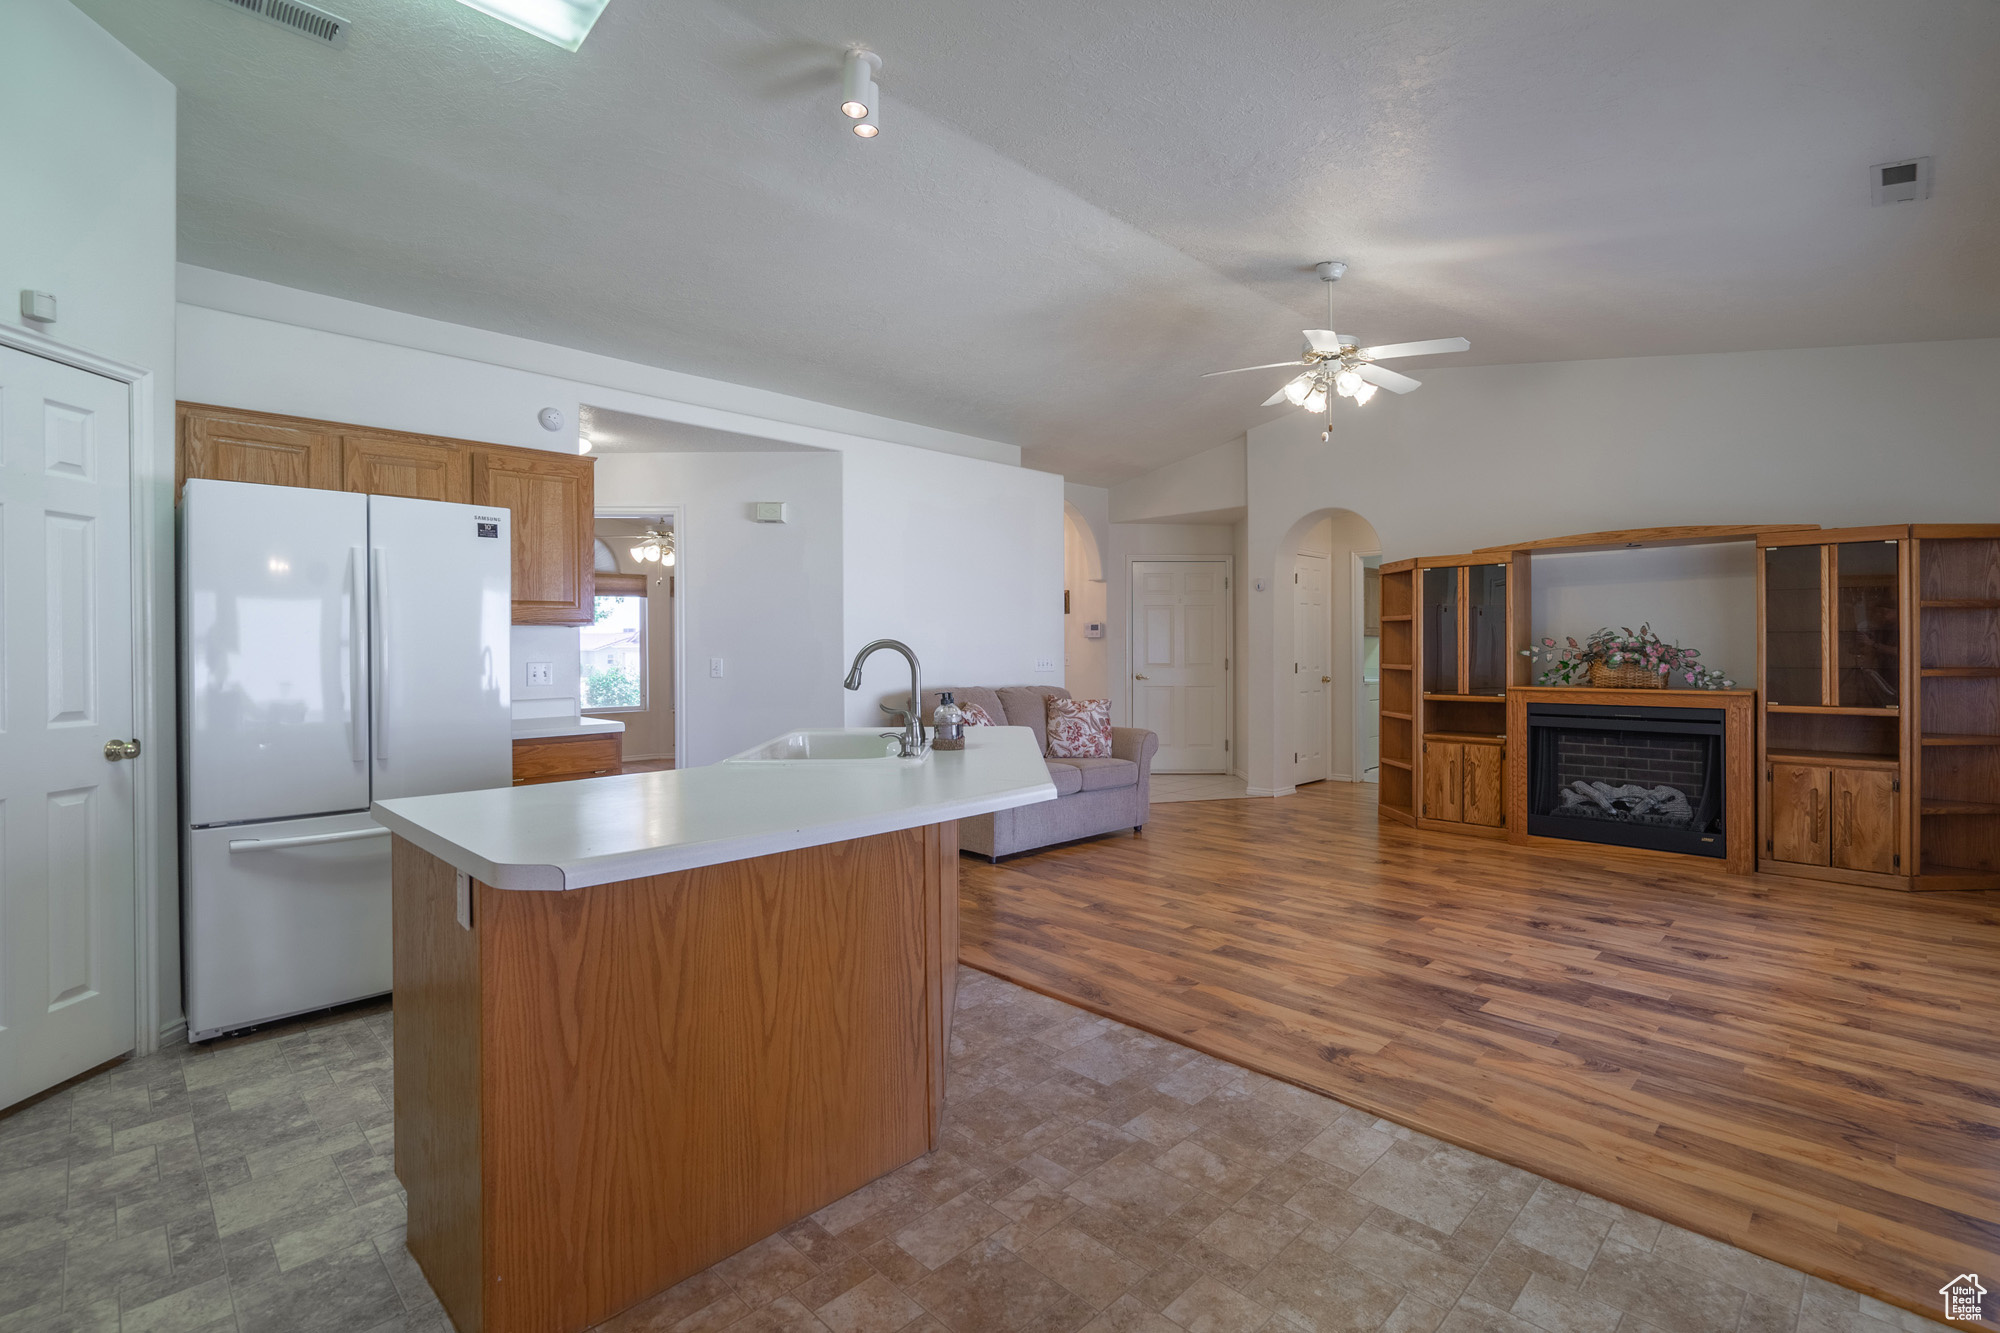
932,691,965,751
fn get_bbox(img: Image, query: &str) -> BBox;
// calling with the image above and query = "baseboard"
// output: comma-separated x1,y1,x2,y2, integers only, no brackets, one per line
157,1017,187,1047
1245,785,1297,798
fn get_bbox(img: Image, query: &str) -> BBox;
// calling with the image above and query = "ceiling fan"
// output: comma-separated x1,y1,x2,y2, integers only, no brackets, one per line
1205,261,1469,439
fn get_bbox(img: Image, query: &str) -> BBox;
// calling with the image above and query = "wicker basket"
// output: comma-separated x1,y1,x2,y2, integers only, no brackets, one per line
1589,660,1667,689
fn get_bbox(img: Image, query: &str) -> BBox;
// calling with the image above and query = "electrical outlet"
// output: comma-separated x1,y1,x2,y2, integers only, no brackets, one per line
1034,659,1056,673
525,661,553,687
709,657,725,678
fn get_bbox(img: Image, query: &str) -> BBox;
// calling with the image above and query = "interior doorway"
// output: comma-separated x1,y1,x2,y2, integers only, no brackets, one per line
1130,559,1232,772
592,514,681,769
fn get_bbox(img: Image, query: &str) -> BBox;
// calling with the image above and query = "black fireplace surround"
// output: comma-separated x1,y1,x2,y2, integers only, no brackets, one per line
1526,701,1727,859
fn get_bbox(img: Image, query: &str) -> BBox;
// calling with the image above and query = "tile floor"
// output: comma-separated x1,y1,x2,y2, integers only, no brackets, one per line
1147,774,1252,804
0,970,1947,1333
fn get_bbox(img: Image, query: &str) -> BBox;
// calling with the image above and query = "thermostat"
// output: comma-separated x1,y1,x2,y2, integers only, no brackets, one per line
1084,622,1105,639
753,502,787,523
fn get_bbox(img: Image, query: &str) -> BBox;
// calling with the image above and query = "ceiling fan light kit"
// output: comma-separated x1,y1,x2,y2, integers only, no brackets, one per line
1204,261,1468,439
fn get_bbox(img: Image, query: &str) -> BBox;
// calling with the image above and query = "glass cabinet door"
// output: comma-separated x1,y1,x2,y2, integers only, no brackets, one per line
1763,545,1823,705
1423,568,1459,695
1837,541,1899,708
1465,564,1509,696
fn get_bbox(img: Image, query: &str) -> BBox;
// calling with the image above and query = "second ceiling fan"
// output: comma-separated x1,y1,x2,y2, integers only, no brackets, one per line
1206,262,1468,438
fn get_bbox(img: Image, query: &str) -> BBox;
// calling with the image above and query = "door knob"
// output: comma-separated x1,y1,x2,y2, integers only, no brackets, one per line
1133,674,1149,680
1321,675,1332,683
104,738,141,761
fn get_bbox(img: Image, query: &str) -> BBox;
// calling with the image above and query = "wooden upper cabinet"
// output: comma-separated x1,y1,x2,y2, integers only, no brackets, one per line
178,405,339,492
178,403,597,627
471,448,595,626
341,434,470,504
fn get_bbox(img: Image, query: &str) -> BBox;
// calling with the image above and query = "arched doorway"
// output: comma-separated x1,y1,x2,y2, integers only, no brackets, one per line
1269,508,1382,791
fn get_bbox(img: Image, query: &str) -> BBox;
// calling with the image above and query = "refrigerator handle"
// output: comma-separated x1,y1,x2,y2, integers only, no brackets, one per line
348,547,366,764
371,546,388,761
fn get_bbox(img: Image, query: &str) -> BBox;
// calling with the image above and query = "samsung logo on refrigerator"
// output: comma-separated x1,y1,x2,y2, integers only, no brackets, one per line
475,517,502,538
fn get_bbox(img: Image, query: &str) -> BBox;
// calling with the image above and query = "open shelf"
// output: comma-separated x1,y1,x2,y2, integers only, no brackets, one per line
1766,749,1900,770
1380,756,1411,771
1765,704,1898,716
1423,693,1506,703
1380,663,1412,670
1380,613,1413,622
1923,800,2000,816
1381,709,1412,721
1426,731,1504,745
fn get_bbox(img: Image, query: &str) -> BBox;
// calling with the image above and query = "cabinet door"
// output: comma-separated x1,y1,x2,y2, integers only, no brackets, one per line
1462,744,1505,827
1768,763,1830,866
1422,741,1463,822
1831,767,1897,875
342,434,470,503
179,408,338,493
471,448,595,626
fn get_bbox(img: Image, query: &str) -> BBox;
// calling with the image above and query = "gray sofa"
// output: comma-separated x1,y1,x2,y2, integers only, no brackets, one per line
922,686,1158,861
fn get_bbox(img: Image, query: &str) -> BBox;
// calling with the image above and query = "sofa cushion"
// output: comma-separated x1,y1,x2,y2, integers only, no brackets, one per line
997,686,1071,755
1047,697,1113,758
1060,757,1139,791
1044,761,1085,796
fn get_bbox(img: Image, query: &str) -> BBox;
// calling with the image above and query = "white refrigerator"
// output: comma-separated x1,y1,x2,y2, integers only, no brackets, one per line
179,479,512,1041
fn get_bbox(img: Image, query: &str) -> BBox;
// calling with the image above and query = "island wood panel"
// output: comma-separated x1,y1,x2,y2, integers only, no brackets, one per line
925,820,960,1141
957,781,2000,1331
391,838,484,1333
392,827,951,1333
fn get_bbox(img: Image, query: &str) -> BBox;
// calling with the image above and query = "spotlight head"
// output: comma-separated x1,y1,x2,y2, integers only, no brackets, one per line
840,49,881,119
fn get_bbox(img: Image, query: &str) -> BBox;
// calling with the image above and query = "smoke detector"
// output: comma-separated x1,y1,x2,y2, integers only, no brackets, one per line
206,0,350,47
1871,157,1931,206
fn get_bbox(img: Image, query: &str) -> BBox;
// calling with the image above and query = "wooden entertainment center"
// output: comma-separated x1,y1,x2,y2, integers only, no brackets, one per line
1379,523,2000,890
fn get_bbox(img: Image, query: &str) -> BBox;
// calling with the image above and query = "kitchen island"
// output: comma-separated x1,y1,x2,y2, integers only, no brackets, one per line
371,727,1056,1333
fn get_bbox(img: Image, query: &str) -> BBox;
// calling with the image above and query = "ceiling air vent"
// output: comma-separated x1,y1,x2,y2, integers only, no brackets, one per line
206,0,351,47
1871,157,1931,205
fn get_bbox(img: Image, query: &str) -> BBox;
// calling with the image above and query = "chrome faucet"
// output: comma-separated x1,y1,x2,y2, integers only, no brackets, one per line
844,639,926,757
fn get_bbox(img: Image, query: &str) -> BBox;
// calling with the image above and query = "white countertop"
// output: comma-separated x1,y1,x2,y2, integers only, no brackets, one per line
373,726,1057,892
511,715,626,741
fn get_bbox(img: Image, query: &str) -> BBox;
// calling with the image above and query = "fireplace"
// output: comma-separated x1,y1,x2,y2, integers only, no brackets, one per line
1526,701,1727,859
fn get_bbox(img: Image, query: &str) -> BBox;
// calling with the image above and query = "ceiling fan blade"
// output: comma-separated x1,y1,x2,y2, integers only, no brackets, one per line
1359,336,1470,361
1356,363,1422,394
1201,360,1307,378
1303,329,1345,353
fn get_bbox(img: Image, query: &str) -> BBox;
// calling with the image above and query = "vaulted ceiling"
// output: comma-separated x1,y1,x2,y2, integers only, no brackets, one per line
77,0,2000,482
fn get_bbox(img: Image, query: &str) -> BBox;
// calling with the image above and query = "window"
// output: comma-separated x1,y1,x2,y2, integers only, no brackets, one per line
581,593,644,710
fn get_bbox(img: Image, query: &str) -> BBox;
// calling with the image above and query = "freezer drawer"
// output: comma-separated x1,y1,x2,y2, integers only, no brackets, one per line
184,812,392,1042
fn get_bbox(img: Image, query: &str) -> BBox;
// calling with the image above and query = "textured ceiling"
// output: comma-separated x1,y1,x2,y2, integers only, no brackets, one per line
75,0,2000,483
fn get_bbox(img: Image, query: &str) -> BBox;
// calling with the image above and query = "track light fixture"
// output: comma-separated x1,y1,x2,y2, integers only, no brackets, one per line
840,49,881,134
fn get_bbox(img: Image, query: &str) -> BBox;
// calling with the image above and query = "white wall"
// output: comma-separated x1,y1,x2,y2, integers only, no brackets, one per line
592,452,844,765
1224,336,2000,792
175,272,1064,757
1530,545,1757,687
1110,436,1246,523
5,0,178,1036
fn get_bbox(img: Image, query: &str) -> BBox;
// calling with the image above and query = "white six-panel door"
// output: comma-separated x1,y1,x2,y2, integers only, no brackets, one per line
1130,560,1231,772
0,345,137,1107
1293,553,1330,784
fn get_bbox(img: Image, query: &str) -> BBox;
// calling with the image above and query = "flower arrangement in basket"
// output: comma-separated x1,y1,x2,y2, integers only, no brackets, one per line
1521,625,1735,690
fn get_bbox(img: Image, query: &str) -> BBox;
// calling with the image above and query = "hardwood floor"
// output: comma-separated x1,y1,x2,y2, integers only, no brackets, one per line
959,781,2000,1329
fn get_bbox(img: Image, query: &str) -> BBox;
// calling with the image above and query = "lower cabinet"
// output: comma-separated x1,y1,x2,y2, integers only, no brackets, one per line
513,733,622,785
1422,737,1506,829
1767,761,1898,875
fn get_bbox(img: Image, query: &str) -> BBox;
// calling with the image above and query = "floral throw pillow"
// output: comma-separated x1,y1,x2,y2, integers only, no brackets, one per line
1047,697,1112,758
959,701,999,727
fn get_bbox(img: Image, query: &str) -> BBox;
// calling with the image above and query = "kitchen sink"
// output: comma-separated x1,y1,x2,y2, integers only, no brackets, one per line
724,728,927,764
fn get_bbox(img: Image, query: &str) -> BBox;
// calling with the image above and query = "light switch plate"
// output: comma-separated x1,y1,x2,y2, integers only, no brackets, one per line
526,661,553,687
753,501,786,523
1035,659,1056,673
710,657,725,677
